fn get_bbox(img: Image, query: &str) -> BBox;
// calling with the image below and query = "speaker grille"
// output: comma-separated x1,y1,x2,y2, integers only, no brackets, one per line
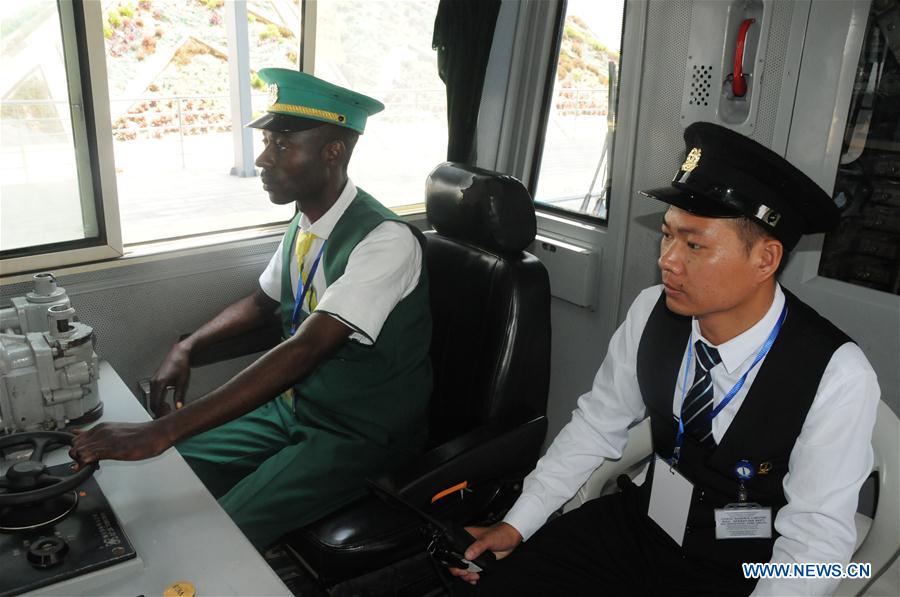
688,64,714,107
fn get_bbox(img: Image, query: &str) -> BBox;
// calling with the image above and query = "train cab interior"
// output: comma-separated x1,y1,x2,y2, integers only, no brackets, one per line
1,1,898,596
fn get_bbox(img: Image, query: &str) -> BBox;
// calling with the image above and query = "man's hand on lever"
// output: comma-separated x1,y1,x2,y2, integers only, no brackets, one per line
448,522,523,584
149,342,192,415
148,287,279,417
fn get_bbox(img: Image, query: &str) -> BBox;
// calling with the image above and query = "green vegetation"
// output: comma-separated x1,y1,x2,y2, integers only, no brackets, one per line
555,15,619,115
564,24,584,42
589,39,609,54
260,24,280,40
250,72,265,90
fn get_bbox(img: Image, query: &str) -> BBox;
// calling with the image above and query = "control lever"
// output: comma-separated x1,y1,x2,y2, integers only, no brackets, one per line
368,479,496,571
732,18,756,97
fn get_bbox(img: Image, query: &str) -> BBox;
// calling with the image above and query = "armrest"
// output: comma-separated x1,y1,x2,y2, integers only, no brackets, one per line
376,415,547,506
182,315,282,367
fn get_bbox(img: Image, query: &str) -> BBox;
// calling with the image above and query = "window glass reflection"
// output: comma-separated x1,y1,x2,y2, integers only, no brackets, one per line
820,7,900,295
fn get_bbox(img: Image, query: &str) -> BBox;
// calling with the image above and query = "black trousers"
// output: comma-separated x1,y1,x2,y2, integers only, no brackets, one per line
470,488,756,597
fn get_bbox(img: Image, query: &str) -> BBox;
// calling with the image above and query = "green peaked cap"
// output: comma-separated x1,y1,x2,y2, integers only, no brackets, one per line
246,68,384,134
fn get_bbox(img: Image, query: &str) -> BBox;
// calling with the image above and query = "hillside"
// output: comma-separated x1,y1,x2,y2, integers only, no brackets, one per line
10,2,618,139
555,14,620,116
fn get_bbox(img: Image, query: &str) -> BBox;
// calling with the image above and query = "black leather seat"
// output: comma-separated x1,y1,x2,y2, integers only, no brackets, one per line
283,162,551,589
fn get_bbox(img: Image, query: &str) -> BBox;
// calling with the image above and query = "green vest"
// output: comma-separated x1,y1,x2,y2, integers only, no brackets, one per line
278,188,432,456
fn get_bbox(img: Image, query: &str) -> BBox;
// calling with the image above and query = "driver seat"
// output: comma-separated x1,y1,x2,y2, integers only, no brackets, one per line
282,162,552,590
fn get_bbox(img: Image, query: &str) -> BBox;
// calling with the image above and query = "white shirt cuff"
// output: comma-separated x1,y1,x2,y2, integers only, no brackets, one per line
503,493,553,541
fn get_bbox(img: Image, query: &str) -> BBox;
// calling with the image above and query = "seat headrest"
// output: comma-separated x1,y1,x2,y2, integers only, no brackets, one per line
425,162,537,253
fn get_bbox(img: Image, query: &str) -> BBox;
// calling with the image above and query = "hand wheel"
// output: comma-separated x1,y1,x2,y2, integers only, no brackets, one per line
0,431,97,507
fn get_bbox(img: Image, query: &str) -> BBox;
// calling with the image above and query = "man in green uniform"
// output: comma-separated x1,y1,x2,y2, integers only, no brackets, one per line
71,69,433,550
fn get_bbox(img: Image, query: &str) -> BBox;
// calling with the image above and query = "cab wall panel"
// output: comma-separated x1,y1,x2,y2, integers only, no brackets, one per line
0,241,278,406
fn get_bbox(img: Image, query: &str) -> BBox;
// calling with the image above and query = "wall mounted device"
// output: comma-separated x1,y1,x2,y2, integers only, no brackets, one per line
681,0,770,132
532,235,600,309
0,274,101,434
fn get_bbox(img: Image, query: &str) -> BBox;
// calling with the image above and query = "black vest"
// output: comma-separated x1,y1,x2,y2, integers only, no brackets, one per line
636,289,851,566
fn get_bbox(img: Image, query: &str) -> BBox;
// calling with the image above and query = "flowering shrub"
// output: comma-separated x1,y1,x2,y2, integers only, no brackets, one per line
112,97,231,141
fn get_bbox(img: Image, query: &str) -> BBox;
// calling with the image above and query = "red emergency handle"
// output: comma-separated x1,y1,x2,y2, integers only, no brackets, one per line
732,18,756,97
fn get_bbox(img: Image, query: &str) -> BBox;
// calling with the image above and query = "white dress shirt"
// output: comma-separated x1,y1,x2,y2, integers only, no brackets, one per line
504,284,880,596
259,179,422,345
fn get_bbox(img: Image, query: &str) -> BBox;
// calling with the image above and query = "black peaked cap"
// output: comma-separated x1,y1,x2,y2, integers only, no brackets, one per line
640,122,839,251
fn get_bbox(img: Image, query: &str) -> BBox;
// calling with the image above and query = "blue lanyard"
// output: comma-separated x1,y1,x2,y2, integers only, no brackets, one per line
289,241,326,336
672,303,788,465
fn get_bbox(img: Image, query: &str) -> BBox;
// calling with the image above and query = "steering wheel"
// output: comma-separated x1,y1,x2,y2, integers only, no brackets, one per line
0,431,97,507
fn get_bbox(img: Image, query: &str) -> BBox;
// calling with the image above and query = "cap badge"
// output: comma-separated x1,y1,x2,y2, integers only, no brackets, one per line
681,147,702,172
267,83,279,106
754,205,782,227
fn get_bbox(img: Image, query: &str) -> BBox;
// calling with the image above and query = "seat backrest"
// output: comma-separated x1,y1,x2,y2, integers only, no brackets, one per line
836,399,900,596
423,162,551,447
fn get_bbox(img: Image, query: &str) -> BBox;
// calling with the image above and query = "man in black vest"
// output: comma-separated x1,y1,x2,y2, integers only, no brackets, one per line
452,122,880,596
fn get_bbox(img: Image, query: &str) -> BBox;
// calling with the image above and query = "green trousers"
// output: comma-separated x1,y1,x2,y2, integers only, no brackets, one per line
177,398,394,550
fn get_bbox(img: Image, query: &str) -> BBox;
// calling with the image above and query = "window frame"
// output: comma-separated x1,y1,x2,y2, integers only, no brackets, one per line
1,0,124,276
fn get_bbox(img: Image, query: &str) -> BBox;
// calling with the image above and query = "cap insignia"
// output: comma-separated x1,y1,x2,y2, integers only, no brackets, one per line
267,83,279,107
754,204,782,227
681,147,702,172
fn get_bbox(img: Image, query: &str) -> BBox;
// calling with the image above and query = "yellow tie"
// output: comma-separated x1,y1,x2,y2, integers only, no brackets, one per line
294,231,319,312
283,231,318,413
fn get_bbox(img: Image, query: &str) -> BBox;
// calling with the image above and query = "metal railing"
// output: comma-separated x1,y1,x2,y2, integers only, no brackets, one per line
3,89,607,176
554,87,609,116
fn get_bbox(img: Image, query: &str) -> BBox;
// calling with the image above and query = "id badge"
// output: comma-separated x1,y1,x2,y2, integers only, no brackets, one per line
714,504,772,539
648,455,694,546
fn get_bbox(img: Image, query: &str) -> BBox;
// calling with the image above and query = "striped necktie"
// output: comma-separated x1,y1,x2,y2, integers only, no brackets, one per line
681,340,722,447
294,230,319,312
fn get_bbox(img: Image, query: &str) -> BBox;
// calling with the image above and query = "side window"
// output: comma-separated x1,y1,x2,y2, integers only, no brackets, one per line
104,0,297,244
1,1,105,255
531,0,626,221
